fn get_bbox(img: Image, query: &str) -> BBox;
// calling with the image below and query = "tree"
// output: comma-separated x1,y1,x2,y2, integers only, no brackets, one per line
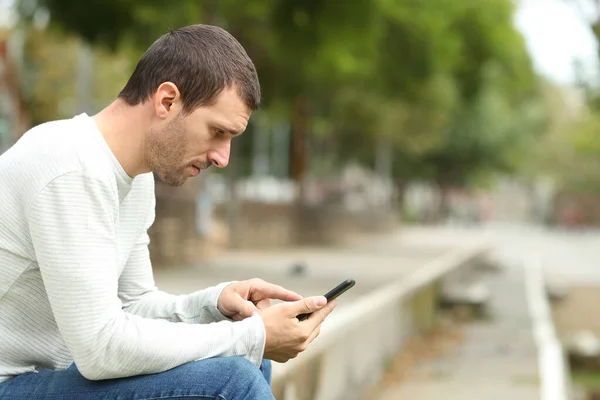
16,0,543,214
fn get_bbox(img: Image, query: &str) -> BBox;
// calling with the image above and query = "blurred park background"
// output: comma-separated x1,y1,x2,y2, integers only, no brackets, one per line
5,0,600,399
2,0,598,256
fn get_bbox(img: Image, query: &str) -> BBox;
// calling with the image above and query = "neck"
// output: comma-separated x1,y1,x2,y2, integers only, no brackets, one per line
92,99,151,177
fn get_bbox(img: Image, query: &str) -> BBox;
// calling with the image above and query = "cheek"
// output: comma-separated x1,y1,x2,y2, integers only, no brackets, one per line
189,131,215,155
176,128,196,153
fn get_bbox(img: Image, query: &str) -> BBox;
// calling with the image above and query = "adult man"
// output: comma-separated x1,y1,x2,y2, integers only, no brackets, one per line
0,24,336,399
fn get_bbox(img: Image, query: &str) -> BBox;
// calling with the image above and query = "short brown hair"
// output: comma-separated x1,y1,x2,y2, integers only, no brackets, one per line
118,24,261,113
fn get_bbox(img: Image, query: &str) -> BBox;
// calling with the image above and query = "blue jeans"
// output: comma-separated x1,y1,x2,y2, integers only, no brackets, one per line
0,357,274,399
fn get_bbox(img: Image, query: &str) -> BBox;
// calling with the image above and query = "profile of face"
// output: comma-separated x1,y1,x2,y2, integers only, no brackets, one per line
145,84,251,187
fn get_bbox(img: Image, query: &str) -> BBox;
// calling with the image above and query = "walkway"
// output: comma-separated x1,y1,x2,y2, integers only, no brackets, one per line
371,227,541,400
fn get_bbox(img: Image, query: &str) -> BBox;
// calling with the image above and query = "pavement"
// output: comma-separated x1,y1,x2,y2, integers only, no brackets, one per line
152,223,593,400
373,252,540,400
370,222,600,400
469,222,600,285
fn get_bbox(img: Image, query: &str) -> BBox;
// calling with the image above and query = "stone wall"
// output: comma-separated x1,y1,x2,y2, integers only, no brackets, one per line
215,201,399,249
148,179,227,268
148,179,399,267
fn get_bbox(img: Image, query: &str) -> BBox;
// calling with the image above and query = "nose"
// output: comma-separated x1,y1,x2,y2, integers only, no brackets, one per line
208,140,231,168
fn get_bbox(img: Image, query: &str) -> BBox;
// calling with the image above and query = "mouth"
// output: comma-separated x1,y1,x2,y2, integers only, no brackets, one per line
191,164,201,176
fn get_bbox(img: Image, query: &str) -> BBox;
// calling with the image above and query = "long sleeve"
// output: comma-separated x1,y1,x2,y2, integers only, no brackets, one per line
117,194,234,324
28,171,266,381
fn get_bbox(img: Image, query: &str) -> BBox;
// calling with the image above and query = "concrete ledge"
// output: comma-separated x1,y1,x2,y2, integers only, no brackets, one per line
525,255,572,400
271,240,491,400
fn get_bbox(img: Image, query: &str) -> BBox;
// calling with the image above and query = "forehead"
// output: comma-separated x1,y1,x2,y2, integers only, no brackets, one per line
190,86,250,125
214,86,250,114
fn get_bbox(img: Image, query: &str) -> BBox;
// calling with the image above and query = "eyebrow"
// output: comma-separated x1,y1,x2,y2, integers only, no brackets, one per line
212,121,243,136
227,128,243,137
215,124,243,137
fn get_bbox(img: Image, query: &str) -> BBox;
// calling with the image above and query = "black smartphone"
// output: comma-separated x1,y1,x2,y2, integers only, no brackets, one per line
297,279,356,321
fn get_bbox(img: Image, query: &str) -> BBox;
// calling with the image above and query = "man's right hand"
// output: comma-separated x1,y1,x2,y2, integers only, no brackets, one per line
259,296,336,363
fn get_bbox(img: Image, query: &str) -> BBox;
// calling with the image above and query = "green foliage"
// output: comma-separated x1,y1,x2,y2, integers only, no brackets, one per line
16,0,543,190
450,1,535,102
19,26,79,124
14,24,132,126
549,107,600,194
374,0,463,100
425,63,540,187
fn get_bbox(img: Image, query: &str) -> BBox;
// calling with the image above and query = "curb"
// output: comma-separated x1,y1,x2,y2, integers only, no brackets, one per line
525,255,571,400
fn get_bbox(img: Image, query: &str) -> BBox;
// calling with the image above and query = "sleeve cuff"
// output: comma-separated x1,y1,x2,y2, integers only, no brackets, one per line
244,313,266,368
206,281,237,322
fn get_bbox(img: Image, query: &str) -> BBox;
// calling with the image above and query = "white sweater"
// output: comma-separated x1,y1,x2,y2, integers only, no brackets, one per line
0,114,265,382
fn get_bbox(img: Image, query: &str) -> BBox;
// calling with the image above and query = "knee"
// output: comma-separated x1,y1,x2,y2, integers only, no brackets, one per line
222,357,273,398
224,356,258,376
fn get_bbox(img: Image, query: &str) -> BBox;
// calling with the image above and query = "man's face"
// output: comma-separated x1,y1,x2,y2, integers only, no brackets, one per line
146,86,251,187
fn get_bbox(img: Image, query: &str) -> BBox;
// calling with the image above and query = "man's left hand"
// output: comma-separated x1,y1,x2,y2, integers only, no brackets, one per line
217,279,302,321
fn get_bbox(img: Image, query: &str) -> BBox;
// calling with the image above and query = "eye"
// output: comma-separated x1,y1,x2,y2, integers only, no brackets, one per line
215,128,226,135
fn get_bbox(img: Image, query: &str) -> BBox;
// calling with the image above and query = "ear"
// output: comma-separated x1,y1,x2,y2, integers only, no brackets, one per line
154,82,181,119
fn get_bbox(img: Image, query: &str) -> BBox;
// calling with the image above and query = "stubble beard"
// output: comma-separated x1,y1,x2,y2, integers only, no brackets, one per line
145,116,188,187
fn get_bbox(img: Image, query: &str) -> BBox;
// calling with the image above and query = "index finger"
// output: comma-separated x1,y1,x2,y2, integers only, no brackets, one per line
304,299,337,328
252,280,302,302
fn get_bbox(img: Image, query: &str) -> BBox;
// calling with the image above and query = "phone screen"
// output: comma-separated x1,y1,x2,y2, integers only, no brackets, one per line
297,279,355,321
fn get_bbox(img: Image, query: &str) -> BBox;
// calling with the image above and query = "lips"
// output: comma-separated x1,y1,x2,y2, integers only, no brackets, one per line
192,162,212,171
189,161,212,177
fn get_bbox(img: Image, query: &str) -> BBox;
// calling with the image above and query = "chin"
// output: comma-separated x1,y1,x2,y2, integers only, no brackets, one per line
156,171,187,187
168,180,186,187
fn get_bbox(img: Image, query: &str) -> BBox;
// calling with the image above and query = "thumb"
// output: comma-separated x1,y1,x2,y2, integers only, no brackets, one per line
292,296,327,315
236,299,259,319
243,301,259,317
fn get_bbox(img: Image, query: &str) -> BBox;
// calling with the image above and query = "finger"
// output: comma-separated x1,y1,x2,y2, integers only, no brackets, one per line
305,299,337,328
301,313,328,351
252,280,303,302
306,325,321,344
255,298,271,310
286,296,327,317
232,313,245,322
236,298,259,319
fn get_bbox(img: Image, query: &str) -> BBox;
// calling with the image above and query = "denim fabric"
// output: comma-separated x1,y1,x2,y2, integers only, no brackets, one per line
0,357,273,400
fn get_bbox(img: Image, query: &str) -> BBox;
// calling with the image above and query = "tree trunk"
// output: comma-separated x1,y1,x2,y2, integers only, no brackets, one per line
434,179,452,223
272,119,290,178
375,134,393,181
290,96,309,203
395,179,408,214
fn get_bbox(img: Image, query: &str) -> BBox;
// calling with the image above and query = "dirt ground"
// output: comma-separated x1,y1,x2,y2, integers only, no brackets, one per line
551,286,600,400
551,286,600,341
362,261,541,400
362,315,466,400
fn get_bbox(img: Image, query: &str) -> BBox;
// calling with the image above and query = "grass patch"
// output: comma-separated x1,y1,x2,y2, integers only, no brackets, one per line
572,370,600,390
